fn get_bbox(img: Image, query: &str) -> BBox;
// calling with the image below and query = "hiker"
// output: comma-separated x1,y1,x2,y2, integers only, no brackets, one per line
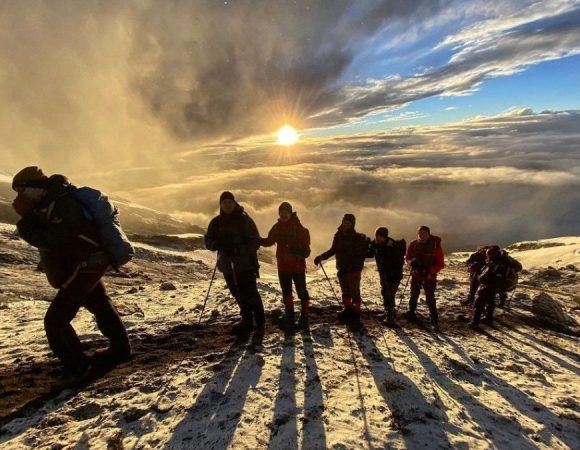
370,227,406,327
205,191,265,339
469,246,522,328
465,245,510,307
12,167,132,379
261,202,311,327
314,214,371,327
404,225,444,331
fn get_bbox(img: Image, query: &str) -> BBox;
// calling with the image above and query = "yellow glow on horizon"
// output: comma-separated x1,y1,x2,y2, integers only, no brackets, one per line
276,125,299,146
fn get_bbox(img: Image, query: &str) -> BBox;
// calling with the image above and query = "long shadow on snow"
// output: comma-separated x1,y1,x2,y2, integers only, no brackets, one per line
352,330,457,449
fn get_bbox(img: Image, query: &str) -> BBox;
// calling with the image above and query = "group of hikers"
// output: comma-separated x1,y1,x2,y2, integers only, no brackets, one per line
9,167,523,380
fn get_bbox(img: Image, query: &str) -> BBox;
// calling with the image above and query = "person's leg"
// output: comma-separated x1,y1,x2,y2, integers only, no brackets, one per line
484,288,497,323
293,272,310,319
349,272,362,317
278,271,295,319
224,272,252,325
424,280,438,325
83,280,131,359
407,279,421,317
379,274,389,313
385,281,399,324
337,272,352,321
471,285,492,326
238,271,265,330
466,273,479,305
498,290,508,308
44,270,103,374
337,272,352,309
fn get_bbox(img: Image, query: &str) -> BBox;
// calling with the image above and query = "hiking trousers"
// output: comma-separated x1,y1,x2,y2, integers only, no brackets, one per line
380,274,400,321
338,271,362,313
278,271,310,314
472,284,497,323
44,269,131,374
224,270,265,328
409,279,439,324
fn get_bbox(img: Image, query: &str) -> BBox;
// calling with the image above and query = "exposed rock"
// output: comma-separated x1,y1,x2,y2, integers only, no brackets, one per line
532,267,562,280
160,281,177,291
531,292,576,329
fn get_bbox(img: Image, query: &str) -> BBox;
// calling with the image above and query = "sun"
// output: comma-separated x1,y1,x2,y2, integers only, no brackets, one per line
276,125,299,146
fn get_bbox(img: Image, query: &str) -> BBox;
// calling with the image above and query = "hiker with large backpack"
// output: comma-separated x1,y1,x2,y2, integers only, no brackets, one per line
370,227,406,328
205,191,265,340
11,167,133,380
404,225,444,332
464,245,512,308
469,246,522,328
261,202,311,328
314,214,372,328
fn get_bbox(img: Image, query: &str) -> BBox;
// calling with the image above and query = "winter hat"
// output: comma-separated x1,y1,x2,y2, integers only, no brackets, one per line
12,166,48,190
486,245,501,259
219,191,235,204
278,201,293,213
375,227,389,238
342,213,356,227
418,225,431,234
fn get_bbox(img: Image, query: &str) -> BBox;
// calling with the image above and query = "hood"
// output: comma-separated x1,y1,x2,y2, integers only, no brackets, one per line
220,202,244,217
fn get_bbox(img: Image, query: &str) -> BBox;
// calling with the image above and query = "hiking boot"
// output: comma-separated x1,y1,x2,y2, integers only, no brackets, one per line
231,321,253,337
481,316,494,325
383,317,399,328
377,312,388,321
91,347,132,367
468,321,480,330
432,322,441,333
282,308,296,325
403,311,417,322
337,308,353,323
297,314,309,329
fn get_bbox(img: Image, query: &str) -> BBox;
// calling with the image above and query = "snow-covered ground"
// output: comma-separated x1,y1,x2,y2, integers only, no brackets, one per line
0,224,579,449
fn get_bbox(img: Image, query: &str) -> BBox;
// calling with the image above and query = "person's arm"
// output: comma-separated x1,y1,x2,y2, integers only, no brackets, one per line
405,242,414,265
204,217,220,251
318,233,337,261
431,243,445,274
260,224,277,247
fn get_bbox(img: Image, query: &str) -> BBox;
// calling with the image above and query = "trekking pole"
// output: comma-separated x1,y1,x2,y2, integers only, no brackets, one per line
396,273,412,311
506,286,517,310
320,261,340,304
197,260,218,325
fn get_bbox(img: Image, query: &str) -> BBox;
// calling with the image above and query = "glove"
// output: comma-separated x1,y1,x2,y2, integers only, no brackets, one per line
410,258,418,270
12,194,33,217
314,256,322,266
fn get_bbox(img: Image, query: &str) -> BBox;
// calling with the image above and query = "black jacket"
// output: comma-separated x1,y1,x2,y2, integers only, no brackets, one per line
371,238,404,282
319,228,371,274
479,252,522,290
205,204,260,275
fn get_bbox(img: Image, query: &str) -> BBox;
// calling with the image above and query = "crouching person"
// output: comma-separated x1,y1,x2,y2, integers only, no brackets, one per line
469,246,522,328
12,167,131,379
261,202,311,328
205,191,265,339
314,214,371,328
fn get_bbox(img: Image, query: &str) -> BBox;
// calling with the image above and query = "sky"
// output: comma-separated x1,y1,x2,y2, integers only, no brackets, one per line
1,0,579,250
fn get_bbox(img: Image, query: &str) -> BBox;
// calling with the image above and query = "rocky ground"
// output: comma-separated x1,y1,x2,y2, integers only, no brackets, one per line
0,224,579,449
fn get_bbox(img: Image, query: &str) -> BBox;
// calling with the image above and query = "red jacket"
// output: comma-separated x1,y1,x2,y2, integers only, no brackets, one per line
405,235,444,281
261,213,310,273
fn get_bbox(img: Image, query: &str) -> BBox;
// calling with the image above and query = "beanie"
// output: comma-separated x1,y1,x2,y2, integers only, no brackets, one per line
12,166,48,190
219,191,235,204
278,201,293,213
